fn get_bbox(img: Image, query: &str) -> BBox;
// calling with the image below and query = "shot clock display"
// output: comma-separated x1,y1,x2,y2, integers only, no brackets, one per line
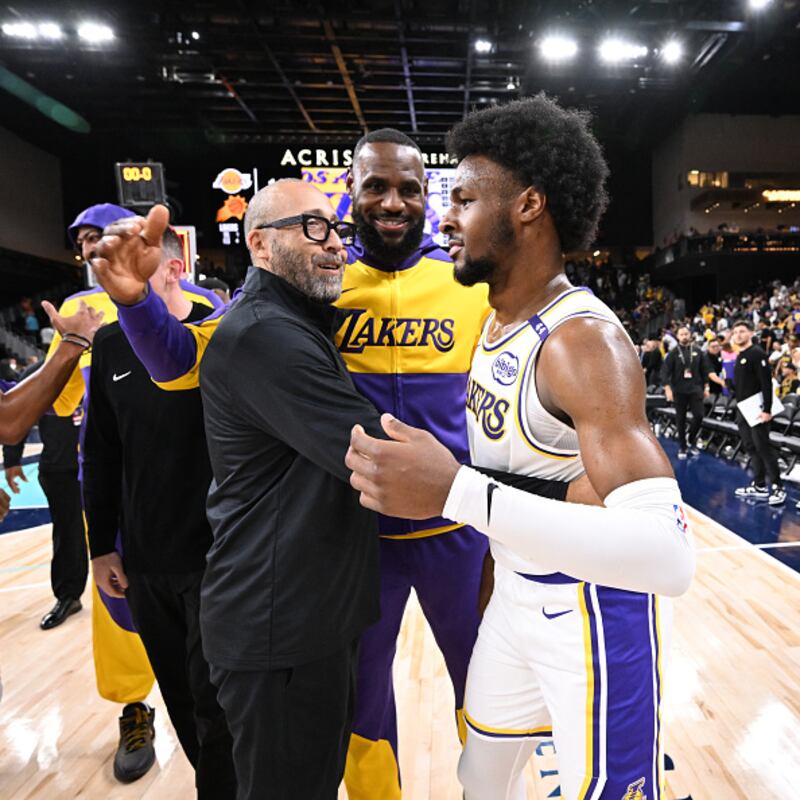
115,161,166,207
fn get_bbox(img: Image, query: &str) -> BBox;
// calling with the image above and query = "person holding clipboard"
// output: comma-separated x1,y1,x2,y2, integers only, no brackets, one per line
731,319,786,506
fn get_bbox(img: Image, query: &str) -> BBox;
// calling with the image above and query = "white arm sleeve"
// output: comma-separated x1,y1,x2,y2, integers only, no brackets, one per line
443,468,695,597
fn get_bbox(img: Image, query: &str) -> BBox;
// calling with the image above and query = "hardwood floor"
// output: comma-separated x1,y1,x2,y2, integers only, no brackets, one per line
1,508,798,799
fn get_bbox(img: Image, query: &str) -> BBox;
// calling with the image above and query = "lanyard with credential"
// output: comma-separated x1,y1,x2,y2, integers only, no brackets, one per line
677,346,695,379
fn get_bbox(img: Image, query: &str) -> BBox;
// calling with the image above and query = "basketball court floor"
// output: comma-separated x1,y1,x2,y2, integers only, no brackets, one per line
1,441,799,799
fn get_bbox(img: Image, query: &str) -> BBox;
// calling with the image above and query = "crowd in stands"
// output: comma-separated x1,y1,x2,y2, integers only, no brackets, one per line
640,278,800,395
640,278,800,508
565,256,675,341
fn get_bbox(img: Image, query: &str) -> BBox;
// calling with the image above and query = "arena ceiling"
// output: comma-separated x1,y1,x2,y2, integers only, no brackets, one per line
1,0,800,154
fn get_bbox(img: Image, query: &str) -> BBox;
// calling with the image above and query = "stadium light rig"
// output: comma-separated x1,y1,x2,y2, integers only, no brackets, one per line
77,22,114,43
474,38,493,54
539,35,579,62
2,21,38,39
661,40,683,64
598,38,648,63
748,0,772,9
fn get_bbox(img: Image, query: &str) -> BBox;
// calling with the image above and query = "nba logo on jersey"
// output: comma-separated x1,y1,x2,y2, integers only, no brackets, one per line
621,777,646,800
673,504,689,536
491,352,520,386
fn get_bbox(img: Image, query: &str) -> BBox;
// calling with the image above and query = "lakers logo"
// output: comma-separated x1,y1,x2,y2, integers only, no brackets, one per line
337,309,455,353
621,777,646,800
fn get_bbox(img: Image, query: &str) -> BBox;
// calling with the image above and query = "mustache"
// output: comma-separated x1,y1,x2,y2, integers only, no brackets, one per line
312,253,345,267
447,236,464,246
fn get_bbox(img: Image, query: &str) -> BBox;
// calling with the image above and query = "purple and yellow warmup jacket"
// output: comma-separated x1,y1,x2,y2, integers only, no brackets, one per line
47,281,222,704
118,236,490,538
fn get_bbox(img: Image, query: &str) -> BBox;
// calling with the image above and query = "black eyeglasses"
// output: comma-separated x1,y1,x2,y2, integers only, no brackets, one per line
256,214,355,246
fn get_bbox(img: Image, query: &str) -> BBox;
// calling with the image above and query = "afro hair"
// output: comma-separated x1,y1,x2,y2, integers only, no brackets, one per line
446,94,610,253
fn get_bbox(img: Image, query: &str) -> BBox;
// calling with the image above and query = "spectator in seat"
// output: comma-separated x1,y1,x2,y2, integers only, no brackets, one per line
24,310,40,339
40,326,56,348
703,339,725,398
641,337,663,388
779,362,800,398
0,359,19,382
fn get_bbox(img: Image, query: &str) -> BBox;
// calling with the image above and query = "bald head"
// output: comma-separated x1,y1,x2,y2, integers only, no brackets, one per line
244,178,347,304
244,179,332,236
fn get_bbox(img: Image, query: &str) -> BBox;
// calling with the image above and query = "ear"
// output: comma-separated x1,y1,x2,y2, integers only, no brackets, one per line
165,258,184,284
345,169,354,197
246,227,271,263
517,186,547,224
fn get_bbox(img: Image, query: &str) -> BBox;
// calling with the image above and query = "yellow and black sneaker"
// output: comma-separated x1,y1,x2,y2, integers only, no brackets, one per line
114,702,156,783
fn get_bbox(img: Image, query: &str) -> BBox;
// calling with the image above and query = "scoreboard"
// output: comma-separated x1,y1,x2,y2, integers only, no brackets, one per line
115,162,166,208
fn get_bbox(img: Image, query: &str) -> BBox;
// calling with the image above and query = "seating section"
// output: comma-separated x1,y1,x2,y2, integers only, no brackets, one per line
649,391,800,477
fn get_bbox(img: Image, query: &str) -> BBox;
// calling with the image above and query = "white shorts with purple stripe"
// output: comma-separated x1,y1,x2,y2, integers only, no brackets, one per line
462,562,671,800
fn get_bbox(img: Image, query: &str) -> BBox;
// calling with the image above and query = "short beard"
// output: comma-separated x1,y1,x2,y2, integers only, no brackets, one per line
454,255,497,287
352,208,426,264
453,208,515,287
271,240,342,304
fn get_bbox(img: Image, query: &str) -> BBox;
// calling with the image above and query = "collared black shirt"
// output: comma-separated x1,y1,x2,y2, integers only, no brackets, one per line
199,267,385,671
661,344,706,395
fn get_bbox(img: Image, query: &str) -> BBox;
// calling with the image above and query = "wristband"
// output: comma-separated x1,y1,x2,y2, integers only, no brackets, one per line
62,333,92,352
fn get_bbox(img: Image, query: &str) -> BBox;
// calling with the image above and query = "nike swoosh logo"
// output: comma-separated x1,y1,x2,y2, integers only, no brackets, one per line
486,481,500,524
542,608,573,620
112,371,132,382
340,287,356,294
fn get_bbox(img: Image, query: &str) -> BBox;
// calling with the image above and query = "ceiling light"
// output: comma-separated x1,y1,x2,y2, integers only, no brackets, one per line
38,22,63,39
191,30,200,40
474,38,492,54
598,38,648,63
749,0,772,9
539,35,578,62
78,22,114,43
2,21,38,39
661,40,683,64
763,189,800,202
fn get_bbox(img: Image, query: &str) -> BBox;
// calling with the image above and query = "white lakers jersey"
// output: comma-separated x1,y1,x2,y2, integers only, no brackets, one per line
466,285,632,574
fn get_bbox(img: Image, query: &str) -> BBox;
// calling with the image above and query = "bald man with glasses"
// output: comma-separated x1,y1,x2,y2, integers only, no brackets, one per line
92,180,385,799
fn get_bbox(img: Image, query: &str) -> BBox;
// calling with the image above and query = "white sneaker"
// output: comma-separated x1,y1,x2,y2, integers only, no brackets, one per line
768,485,786,506
677,450,688,460
735,483,769,499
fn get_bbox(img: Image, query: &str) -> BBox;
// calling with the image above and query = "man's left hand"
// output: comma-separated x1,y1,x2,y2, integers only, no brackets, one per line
757,411,772,424
346,414,460,519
